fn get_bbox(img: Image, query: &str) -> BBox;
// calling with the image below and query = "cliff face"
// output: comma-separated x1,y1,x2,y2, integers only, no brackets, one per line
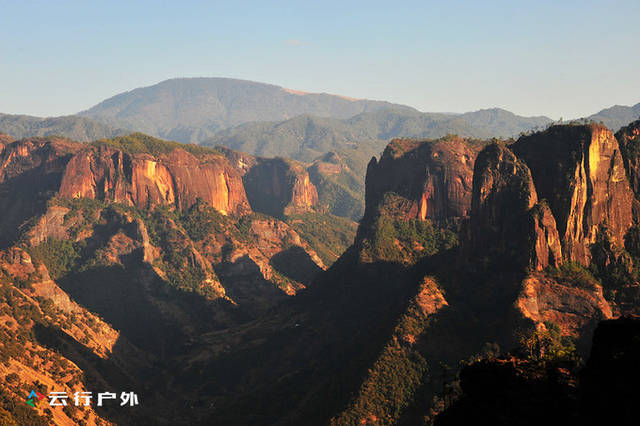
470,143,562,270
512,125,634,265
0,133,13,144
363,137,486,225
616,119,640,202
0,137,81,247
515,273,612,335
0,136,79,183
58,145,251,215
240,157,318,217
468,126,635,334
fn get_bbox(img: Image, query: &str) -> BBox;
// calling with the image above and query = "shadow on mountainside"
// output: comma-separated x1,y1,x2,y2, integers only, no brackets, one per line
270,245,323,285
0,167,66,249
211,246,537,426
48,251,249,424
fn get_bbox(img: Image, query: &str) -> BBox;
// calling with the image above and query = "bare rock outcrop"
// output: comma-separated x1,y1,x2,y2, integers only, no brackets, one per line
59,145,252,215
470,143,562,270
512,124,634,265
241,157,318,217
363,136,486,224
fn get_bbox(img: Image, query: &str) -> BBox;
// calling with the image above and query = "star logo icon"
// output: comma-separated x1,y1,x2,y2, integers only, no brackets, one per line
26,390,46,407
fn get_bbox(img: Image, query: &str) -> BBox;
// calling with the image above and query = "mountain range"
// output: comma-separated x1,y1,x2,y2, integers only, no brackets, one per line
1,78,637,228
201,107,552,162
0,78,637,155
0,113,127,142
1,118,639,424
77,77,415,143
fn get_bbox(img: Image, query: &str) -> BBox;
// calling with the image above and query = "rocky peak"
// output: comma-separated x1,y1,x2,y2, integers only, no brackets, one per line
241,157,318,217
512,124,634,265
616,119,640,202
215,146,321,217
0,136,79,182
58,144,252,215
0,137,82,247
0,133,13,144
470,142,562,270
363,136,486,225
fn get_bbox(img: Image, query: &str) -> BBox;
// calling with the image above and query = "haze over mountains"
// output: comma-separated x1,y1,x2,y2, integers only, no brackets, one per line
78,77,415,143
587,103,640,132
201,107,552,162
1,74,640,425
0,113,127,142
0,78,637,156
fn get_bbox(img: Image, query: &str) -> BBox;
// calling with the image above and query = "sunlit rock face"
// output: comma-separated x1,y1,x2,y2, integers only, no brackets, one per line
616,119,640,209
512,124,634,265
59,145,252,215
470,142,562,271
363,136,486,223
241,157,318,217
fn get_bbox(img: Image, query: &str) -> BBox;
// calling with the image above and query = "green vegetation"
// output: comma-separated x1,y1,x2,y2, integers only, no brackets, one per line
204,108,552,162
362,215,458,263
0,388,48,426
142,207,218,297
0,112,125,142
177,198,227,242
519,321,577,364
28,239,80,280
81,77,412,144
332,278,441,425
624,223,640,258
285,213,357,266
589,226,638,301
92,132,222,156
0,280,89,425
48,196,106,239
548,262,601,291
307,148,371,220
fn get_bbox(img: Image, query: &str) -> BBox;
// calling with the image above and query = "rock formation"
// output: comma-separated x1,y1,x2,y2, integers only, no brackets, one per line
616,119,640,202
470,143,562,270
215,146,320,217
515,273,612,335
59,145,252,215
363,136,486,225
512,124,634,265
241,157,318,217
0,133,13,144
0,137,81,247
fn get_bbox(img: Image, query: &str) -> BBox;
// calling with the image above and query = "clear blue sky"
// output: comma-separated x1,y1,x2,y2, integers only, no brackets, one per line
1,0,639,119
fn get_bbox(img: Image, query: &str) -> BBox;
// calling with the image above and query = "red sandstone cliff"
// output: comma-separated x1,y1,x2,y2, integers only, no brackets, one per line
512,124,634,265
363,136,486,224
470,143,562,271
58,145,252,215
220,147,319,216
616,119,640,204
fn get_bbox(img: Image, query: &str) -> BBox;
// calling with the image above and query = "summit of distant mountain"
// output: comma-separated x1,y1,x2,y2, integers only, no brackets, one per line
78,77,415,143
587,102,640,131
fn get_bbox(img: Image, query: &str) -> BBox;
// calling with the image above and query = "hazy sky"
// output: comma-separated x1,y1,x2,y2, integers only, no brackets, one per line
1,0,639,119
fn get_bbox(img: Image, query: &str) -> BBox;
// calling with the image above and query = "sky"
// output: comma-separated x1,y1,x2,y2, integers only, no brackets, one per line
1,0,639,119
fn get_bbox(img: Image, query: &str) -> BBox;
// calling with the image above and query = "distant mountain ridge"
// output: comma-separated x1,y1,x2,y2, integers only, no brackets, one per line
1,77,636,160
78,77,415,143
0,113,127,142
202,107,552,162
587,102,640,131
